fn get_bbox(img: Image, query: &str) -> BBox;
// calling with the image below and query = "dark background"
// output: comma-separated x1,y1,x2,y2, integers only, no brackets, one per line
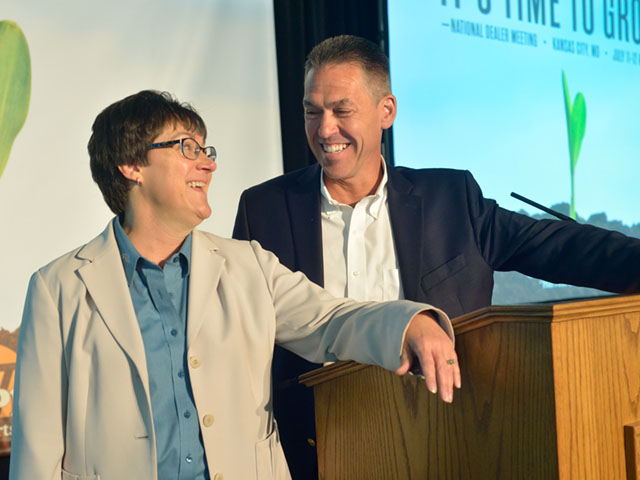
273,0,393,173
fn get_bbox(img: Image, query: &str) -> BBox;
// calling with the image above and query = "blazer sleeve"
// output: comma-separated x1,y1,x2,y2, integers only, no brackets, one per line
247,240,452,370
463,171,640,294
10,271,67,480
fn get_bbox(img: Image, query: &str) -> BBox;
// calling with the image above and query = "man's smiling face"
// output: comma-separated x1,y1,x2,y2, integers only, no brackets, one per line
303,62,395,187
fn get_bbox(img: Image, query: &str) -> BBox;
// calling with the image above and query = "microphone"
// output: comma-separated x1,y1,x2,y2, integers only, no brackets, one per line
510,192,576,222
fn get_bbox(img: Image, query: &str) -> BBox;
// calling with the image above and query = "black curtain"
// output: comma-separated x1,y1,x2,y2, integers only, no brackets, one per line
273,0,393,173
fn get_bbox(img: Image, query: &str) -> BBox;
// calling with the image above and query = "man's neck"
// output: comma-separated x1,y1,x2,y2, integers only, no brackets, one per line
323,162,385,207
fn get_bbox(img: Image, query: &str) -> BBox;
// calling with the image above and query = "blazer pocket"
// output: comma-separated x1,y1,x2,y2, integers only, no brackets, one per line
62,469,99,480
421,253,467,292
255,422,290,480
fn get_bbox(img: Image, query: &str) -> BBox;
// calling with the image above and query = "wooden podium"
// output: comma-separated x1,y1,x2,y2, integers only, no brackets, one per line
300,295,640,479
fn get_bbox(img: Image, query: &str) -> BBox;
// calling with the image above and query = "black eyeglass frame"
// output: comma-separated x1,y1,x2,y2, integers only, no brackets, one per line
148,137,217,161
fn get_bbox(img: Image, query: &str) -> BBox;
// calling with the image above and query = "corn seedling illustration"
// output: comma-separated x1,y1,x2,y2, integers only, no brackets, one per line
562,71,586,220
0,20,31,181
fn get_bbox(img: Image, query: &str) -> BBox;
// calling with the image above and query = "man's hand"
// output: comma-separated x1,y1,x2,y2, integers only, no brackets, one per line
395,311,461,403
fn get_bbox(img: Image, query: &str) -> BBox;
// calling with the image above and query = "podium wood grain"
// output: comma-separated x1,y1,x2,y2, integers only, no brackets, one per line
301,295,640,480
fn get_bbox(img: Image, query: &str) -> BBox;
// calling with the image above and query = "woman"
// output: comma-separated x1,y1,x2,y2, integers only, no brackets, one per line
10,90,458,480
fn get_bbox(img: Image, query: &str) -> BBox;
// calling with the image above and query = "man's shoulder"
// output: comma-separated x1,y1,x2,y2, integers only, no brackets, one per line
391,165,470,180
242,164,472,193
389,166,475,192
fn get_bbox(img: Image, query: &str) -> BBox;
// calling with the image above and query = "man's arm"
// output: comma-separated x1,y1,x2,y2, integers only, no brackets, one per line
462,170,640,293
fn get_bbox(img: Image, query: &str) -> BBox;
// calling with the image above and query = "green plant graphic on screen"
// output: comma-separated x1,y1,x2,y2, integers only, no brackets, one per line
561,71,586,220
0,20,31,181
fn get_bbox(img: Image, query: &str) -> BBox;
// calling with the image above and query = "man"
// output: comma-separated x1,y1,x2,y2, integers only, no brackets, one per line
10,90,460,480
233,35,640,478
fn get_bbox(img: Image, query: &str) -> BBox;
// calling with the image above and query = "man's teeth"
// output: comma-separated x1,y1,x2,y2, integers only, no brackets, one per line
322,144,348,153
187,181,206,188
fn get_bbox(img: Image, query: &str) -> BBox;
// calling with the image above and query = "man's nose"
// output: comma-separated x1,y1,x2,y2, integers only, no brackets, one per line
318,113,338,139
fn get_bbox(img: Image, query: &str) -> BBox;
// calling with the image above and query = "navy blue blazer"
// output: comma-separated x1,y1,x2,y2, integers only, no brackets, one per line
233,164,640,479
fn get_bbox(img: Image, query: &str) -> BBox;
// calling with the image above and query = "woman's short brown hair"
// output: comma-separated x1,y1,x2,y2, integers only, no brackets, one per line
88,90,207,214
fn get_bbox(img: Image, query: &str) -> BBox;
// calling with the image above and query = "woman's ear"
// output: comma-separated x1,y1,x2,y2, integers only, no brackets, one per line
118,164,143,183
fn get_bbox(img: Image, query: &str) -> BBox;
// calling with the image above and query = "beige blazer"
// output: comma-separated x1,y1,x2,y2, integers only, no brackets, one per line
10,220,446,480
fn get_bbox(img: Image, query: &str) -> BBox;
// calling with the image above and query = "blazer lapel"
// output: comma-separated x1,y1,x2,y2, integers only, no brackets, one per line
76,221,150,388
387,168,424,302
286,165,324,286
186,231,224,349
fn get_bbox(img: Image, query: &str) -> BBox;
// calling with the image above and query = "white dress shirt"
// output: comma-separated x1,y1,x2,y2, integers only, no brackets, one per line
320,160,404,302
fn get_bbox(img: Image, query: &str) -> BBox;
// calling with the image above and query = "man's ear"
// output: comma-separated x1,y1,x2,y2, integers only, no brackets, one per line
118,164,142,183
380,94,397,130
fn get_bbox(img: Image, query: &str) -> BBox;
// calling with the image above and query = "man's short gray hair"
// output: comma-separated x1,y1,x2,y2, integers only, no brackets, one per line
304,35,391,100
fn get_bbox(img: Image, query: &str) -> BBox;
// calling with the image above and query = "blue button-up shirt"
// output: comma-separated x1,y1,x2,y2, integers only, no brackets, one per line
114,219,208,480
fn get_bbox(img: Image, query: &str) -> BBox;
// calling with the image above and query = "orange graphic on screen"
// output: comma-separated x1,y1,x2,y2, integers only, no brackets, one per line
0,344,16,419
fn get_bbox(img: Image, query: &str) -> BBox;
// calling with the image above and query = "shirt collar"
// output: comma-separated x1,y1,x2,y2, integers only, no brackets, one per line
175,234,192,277
320,157,388,219
113,216,192,285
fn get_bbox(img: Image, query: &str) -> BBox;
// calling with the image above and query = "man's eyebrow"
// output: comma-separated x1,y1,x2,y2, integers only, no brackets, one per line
302,98,353,107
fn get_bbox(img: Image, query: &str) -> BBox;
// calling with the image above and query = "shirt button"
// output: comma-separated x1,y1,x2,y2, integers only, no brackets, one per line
307,438,316,447
171,328,178,336
352,271,360,277
190,356,201,368
202,414,214,427
173,257,179,263
213,473,224,480
177,370,185,378
185,455,193,464
184,411,191,419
